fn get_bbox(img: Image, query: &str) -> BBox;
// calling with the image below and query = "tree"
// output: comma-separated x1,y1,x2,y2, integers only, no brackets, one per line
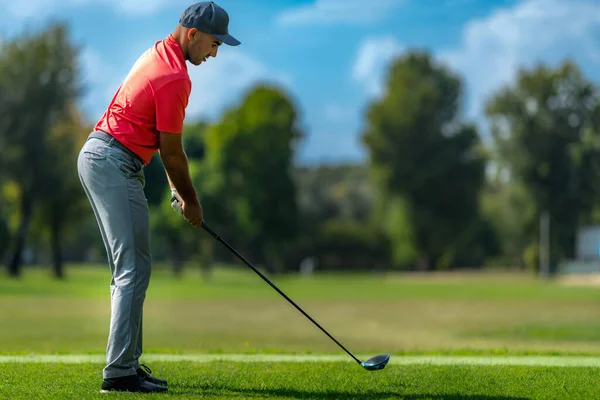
292,164,386,271
362,51,487,271
294,164,374,224
33,105,90,279
0,194,9,263
486,60,600,272
183,120,209,160
0,22,82,276
200,84,303,272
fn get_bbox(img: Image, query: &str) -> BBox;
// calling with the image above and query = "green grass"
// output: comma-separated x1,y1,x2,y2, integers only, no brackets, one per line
3,265,600,398
466,322,600,342
2,265,600,355
1,360,599,399
3,264,600,301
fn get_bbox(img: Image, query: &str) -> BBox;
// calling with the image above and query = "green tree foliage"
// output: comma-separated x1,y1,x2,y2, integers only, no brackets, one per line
0,204,9,263
362,51,488,270
480,178,536,268
28,106,91,278
0,23,82,276
143,154,169,208
370,194,417,268
294,164,374,224
486,61,600,271
183,120,209,160
292,164,389,271
200,84,302,272
315,219,389,271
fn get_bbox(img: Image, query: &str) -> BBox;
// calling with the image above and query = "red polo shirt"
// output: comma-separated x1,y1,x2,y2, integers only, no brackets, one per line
95,34,191,165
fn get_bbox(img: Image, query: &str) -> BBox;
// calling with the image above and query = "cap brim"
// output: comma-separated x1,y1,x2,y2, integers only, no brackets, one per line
213,33,240,46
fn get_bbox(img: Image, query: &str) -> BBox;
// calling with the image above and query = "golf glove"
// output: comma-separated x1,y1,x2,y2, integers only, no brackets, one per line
170,188,183,215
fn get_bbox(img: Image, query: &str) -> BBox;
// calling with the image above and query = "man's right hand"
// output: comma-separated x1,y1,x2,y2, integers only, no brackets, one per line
182,200,203,228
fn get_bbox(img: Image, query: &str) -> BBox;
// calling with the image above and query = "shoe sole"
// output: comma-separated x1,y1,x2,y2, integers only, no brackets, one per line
100,389,168,394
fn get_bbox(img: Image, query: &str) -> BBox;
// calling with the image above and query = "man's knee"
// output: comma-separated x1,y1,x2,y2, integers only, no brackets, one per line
112,267,140,288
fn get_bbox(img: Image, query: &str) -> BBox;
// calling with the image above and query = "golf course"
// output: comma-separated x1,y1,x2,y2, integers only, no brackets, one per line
2,265,600,399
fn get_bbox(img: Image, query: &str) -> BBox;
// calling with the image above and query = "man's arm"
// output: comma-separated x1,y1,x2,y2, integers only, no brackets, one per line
154,77,192,196
159,131,198,205
153,78,201,225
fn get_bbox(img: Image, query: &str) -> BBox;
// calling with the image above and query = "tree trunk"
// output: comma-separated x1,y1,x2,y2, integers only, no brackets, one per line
416,254,430,272
200,263,212,281
199,239,213,281
51,213,64,280
7,194,34,277
263,245,280,275
171,257,184,277
170,241,184,278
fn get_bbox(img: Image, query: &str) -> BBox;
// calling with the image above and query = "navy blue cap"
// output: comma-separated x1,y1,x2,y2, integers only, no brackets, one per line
179,2,240,46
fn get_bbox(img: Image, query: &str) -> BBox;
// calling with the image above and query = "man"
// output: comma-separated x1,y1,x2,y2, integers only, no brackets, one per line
77,1,240,394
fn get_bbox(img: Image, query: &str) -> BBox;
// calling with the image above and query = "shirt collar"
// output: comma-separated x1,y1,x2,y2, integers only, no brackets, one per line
166,34,187,71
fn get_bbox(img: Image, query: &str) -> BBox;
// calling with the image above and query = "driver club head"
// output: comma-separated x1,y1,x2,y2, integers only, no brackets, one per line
361,354,390,371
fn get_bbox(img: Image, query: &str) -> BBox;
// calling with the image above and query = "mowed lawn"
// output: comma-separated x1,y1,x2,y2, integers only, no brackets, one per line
2,265,600,399
2,265,600,355
2,360,600,399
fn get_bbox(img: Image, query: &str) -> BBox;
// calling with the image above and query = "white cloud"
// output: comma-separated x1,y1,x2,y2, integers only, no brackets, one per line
276,0,404,26
186,51,293,120
439,0,600,121
352,35,404,97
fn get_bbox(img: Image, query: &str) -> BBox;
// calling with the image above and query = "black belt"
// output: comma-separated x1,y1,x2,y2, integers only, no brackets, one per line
88,130,144,164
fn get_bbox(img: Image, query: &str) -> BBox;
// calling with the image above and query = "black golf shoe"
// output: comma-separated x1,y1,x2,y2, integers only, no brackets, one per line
137,363,168,386
100,374,167,393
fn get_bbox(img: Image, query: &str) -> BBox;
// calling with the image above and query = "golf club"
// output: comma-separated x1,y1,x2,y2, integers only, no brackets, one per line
200,221,390,371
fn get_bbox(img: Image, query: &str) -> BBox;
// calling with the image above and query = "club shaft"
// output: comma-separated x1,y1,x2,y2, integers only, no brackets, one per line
201,222,362,365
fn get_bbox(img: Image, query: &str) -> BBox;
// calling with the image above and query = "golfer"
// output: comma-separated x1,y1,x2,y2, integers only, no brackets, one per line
77,1,240,393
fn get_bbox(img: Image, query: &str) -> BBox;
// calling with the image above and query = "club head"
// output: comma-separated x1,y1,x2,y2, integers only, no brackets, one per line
361,354,390,371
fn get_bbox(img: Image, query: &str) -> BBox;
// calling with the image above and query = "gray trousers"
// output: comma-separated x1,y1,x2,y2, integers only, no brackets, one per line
77,131,151,379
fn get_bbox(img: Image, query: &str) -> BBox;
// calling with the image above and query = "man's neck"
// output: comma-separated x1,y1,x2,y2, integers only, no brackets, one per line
171,26,188,60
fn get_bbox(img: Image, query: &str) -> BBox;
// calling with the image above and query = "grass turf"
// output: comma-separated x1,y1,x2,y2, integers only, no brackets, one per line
3,266,600,398
1,360,598,399
3,264,600,301
2,265,600,355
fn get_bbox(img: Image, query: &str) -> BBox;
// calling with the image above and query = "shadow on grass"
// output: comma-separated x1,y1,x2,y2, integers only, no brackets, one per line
179,382,529,399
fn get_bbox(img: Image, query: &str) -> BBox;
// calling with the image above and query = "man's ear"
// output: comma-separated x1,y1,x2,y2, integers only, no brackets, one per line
187,28,198,41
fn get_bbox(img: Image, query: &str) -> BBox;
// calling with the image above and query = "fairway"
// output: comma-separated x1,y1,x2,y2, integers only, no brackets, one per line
3,265,600,398
1,357,599,399
3,353,600,367
3,265,600,355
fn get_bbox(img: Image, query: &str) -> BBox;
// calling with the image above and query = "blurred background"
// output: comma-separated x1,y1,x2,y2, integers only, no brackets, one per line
1,0,600,357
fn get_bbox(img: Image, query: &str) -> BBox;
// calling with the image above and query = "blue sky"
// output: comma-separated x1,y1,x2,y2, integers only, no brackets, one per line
1,0,599,165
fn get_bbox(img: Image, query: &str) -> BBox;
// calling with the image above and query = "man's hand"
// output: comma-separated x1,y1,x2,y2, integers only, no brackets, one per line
183,200,203,228
171,189,203,227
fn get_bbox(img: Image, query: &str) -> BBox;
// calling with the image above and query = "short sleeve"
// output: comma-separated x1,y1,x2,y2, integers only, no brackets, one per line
154,78,191,134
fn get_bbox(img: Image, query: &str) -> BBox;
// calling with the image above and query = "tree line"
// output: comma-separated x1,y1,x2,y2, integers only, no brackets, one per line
1,22,599,279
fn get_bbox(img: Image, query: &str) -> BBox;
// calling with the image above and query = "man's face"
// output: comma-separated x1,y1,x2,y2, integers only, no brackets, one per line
187,30,222,66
